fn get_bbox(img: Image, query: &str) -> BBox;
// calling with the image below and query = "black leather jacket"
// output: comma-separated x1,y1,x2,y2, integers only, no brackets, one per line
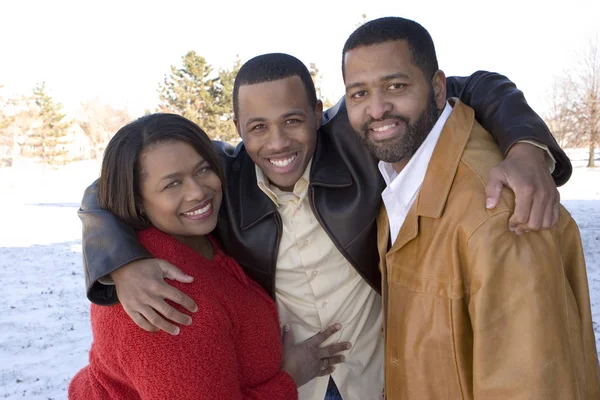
79,71,571,304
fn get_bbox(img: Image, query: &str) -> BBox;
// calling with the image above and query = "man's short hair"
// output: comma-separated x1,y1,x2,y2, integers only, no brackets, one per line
233,53,317,117
342,16,439,80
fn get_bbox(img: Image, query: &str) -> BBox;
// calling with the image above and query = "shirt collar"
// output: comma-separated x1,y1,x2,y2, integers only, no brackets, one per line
255,159,312,206
378,101,453,204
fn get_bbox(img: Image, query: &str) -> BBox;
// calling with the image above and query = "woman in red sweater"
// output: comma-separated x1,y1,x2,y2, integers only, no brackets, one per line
69,114,348,399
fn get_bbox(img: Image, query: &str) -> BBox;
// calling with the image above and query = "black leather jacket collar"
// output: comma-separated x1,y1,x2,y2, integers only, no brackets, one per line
224,131,356,232
215,112,383,296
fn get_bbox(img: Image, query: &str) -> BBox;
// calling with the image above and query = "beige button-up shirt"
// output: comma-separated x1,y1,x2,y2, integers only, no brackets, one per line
256,161,384,400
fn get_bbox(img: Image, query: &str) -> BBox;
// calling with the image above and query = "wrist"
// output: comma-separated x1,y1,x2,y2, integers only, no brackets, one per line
507,142,545,159
281,356,300,387
281,367,300,387
98,274,115,285
109,263,130,284
507,141,556,175
110,257,151,282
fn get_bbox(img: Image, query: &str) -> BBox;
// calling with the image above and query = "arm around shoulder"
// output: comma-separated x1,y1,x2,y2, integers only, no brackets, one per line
79,180,152,304
446,71,571,185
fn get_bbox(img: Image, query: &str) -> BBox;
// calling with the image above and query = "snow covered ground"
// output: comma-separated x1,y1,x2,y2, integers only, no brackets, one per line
0,156,599,399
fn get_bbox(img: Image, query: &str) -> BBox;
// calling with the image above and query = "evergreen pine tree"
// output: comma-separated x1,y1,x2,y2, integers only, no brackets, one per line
158,51,221,134
158,53,242,143
25,83,71,166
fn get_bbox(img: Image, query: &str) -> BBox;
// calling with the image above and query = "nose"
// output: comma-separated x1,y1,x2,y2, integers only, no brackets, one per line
265,125,292,153
184,178,208,202
366,91,392,120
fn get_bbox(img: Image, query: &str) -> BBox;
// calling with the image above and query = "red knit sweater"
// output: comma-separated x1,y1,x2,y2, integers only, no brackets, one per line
69,228,297,400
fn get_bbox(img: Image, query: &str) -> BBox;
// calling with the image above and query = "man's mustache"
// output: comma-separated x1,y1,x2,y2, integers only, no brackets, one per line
360,113,410,136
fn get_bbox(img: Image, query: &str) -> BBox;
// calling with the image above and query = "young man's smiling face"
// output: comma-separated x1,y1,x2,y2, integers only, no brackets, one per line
235,75,322,191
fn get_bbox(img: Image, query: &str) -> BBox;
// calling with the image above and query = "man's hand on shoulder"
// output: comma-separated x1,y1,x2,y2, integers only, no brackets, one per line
111,259,198,335
485,142,560,235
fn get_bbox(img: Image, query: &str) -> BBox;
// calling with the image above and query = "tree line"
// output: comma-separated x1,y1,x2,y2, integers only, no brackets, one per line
1,39,597,168
0,51,333,167
0,83,132,167
157,51,334,141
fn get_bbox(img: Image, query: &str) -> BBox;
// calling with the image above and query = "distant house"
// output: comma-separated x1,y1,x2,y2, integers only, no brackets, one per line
65,123,93,161
18,121,92,164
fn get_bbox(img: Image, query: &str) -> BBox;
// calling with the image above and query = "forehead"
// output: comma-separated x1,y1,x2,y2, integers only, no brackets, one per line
141,141,203,177
237,76,310,120
343,40,419,85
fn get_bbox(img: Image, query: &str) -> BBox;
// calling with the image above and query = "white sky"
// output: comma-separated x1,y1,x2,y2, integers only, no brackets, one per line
1,0,598,118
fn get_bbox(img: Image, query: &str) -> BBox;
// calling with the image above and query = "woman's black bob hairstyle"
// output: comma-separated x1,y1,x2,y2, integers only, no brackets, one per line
97,113,225,229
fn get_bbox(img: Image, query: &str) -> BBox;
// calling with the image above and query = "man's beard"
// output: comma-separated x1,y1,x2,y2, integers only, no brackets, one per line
358,91,440,164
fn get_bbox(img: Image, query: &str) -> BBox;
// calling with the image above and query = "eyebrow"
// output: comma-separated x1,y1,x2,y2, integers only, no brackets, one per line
158,159,207,182
245,117,266,128
345,72,411,91
281,110,307,119
245,109,307,128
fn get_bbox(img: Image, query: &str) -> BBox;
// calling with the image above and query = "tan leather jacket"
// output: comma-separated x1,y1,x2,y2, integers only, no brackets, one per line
378,100,599,399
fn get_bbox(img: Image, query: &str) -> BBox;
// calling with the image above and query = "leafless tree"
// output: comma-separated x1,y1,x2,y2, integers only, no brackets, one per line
309,63,334,109
0,88,36,167
545,79,578,148
571,38,600,167
78,98,132,159
0,86,14,166
548,38,600,167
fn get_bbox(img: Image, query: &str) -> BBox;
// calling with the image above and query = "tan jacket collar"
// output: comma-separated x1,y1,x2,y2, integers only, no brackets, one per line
417,98,475,219
386,98,475,252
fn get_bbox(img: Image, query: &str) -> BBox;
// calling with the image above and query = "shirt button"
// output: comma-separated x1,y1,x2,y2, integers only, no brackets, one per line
312,270,318,276
322,301,328,308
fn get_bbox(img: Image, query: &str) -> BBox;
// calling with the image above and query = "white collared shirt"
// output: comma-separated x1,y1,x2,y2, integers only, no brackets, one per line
380,102,453,243
255,162,384,400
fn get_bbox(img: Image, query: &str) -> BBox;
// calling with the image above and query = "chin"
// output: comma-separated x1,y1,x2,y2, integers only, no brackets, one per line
203,218,219,235
186,218,219,237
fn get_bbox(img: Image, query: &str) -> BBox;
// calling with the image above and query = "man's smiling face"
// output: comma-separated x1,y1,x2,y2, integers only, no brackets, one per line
235,75,322,191
343,39,445,166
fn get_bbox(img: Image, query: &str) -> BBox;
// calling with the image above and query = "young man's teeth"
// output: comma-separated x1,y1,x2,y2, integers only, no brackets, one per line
269,154,297,167
184,203,211,216
373,123,397,132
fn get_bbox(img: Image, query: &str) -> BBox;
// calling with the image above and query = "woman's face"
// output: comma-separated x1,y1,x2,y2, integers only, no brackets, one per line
139,140,222,241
